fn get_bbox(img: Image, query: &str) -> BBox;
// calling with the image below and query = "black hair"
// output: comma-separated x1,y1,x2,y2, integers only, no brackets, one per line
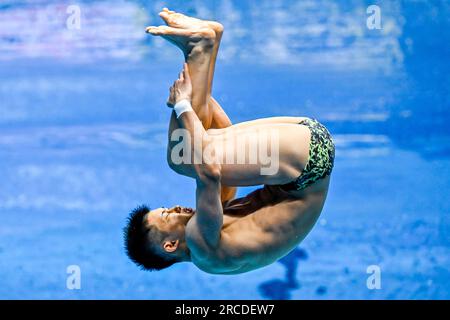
123,204,177,271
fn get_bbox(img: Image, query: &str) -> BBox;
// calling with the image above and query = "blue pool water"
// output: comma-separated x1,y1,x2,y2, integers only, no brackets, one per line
0,0,449,299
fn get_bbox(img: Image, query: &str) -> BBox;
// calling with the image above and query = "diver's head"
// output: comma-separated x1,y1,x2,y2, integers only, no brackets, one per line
124,204,195,271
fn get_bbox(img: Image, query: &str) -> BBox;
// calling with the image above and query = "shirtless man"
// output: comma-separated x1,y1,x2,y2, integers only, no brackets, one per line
124,9,335,274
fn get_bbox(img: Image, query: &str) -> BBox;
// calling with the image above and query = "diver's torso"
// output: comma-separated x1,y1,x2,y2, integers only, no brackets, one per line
191,177,330,274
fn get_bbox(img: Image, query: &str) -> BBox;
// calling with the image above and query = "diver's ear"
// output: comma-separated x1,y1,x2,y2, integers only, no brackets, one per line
163,240,179,253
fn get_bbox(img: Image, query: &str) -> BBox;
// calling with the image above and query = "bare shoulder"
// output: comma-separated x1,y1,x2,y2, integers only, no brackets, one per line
185,220,248,274
185,216,222,261
185,218,209,254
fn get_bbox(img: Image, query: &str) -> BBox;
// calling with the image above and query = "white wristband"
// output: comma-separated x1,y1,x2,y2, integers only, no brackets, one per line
173,99,193,118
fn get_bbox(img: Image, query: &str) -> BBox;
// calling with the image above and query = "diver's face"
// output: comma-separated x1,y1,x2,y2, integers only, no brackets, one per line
145,205,195,235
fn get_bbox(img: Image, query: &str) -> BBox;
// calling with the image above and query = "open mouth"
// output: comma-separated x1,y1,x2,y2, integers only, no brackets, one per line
172,206,194,214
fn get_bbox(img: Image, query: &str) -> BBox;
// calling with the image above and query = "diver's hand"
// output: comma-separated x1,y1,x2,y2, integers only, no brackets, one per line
167,63,192,108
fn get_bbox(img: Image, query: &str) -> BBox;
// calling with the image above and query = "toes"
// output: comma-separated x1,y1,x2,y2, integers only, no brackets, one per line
171,13,184,21
146,24,215,44
163,7,175,14
159,11,170,25
159,11,182,28
146,25,188,36
145,26,171,35
159,11,169,19
145,26,161,35
145,26,155,34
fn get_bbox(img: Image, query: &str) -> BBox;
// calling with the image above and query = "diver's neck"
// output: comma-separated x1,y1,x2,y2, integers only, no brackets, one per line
177,241,192,262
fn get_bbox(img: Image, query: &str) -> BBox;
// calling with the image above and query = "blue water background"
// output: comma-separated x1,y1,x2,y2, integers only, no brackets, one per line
0,0,449,299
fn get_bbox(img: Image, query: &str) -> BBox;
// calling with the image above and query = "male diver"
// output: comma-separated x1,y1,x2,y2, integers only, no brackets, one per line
124,9,335,274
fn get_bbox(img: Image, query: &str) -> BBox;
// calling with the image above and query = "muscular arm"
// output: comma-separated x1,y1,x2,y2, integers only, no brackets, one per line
170,108,224,250
167,98,228,176
166,65,219,182
190,175,223,248
167,65,236,201
170,68,223,247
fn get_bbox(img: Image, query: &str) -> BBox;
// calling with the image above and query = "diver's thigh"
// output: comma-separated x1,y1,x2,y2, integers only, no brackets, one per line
212,123,310,186
229,116,306,130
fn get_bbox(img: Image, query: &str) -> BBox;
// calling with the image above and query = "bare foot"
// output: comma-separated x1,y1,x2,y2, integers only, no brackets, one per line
145,25,215,55
158,8,223,40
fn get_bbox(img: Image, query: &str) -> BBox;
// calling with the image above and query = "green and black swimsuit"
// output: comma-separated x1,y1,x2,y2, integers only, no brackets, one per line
281,118,335,191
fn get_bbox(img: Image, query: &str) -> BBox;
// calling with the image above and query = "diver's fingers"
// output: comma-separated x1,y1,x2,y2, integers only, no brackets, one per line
183,63,190,83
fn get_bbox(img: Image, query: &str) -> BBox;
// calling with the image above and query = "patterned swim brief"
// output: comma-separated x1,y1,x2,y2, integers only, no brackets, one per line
281,118,335,191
